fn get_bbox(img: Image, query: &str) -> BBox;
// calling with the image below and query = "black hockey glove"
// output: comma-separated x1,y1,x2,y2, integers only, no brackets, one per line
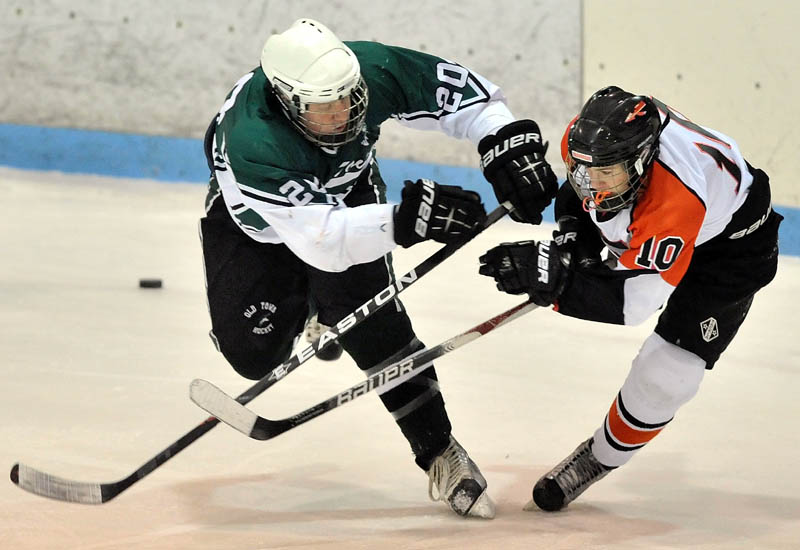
478,240,569,306
394,178,486,248
478,119,558,225
552,215,601,270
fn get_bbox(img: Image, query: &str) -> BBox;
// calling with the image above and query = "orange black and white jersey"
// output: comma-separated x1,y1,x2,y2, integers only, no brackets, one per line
555,100,775,326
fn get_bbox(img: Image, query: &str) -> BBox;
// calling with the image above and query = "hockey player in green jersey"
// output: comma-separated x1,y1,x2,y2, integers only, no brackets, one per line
199,18,557,518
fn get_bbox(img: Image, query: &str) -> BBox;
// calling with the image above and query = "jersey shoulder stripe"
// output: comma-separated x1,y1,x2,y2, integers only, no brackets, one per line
239,185,292,207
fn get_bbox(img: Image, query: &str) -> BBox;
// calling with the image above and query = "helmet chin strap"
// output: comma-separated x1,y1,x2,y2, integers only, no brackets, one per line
582,191,611,212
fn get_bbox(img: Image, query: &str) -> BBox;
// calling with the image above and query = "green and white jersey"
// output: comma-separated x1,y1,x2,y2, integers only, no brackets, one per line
207,40,514,272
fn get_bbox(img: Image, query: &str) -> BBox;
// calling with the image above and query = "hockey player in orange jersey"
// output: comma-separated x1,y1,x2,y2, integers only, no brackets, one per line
478,86,783,511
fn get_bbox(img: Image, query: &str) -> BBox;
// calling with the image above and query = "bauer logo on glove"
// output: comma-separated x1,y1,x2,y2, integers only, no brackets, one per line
536,241,553,284
479,131,542,168
413,178,436,238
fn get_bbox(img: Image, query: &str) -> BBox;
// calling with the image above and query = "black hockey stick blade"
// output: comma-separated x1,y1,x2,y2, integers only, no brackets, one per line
191,300,537,440
10,201,510,504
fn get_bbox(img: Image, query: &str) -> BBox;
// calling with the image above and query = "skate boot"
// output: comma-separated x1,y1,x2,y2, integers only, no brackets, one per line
427,436,496,519
304,313,343,361
528,437,612,512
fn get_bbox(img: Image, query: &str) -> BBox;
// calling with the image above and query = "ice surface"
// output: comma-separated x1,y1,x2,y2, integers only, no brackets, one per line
1,168,798,549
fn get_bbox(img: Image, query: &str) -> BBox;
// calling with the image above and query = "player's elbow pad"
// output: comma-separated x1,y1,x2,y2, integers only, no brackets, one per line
555,270,626,325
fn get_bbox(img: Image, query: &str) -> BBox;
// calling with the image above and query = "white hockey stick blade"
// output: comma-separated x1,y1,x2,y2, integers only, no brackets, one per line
193,300,537,441
189,379,258,435
11,463,104,504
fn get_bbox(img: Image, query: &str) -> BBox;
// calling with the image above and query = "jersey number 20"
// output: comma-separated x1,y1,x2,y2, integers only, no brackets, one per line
435,63,469,113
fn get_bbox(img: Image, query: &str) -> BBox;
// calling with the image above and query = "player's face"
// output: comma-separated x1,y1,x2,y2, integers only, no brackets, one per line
303,97,352,136
586,163,631,206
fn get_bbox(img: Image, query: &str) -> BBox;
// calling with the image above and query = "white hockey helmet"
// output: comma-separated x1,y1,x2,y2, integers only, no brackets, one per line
260,18,368,147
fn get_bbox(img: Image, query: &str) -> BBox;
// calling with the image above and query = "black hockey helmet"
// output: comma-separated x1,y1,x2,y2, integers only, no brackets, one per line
566,86,667,212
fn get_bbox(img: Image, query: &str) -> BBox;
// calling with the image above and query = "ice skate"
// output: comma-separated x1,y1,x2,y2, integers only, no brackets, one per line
304,313,343,361
427,436,495,519
526,437,612,512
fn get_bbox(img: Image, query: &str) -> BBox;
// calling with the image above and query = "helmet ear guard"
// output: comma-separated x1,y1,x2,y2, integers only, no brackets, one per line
260,19,368,147
566,86,668,212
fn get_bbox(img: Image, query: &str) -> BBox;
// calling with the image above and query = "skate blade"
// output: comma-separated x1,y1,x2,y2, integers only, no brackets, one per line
523,498,537,511
468,491,496,519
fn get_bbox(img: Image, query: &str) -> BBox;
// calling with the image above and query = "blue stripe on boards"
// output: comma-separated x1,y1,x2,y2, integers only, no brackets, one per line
0,123,208,182
0,122,797,256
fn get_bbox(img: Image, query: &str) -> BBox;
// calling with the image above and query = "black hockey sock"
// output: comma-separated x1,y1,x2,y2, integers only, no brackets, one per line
407,395,452,470
338,305,452,469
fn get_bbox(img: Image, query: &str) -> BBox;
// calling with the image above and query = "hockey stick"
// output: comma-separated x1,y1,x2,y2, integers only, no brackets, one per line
10,201,510,504
191,300,537,440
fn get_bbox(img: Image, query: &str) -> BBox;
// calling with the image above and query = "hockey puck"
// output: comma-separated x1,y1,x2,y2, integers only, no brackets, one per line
139,278,163,289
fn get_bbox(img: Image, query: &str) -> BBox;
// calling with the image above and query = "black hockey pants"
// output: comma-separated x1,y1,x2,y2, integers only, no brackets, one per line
199,164,452,467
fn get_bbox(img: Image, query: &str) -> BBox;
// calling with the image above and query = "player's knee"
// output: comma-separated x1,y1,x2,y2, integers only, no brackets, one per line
626,333,706,415
212,329,293,381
